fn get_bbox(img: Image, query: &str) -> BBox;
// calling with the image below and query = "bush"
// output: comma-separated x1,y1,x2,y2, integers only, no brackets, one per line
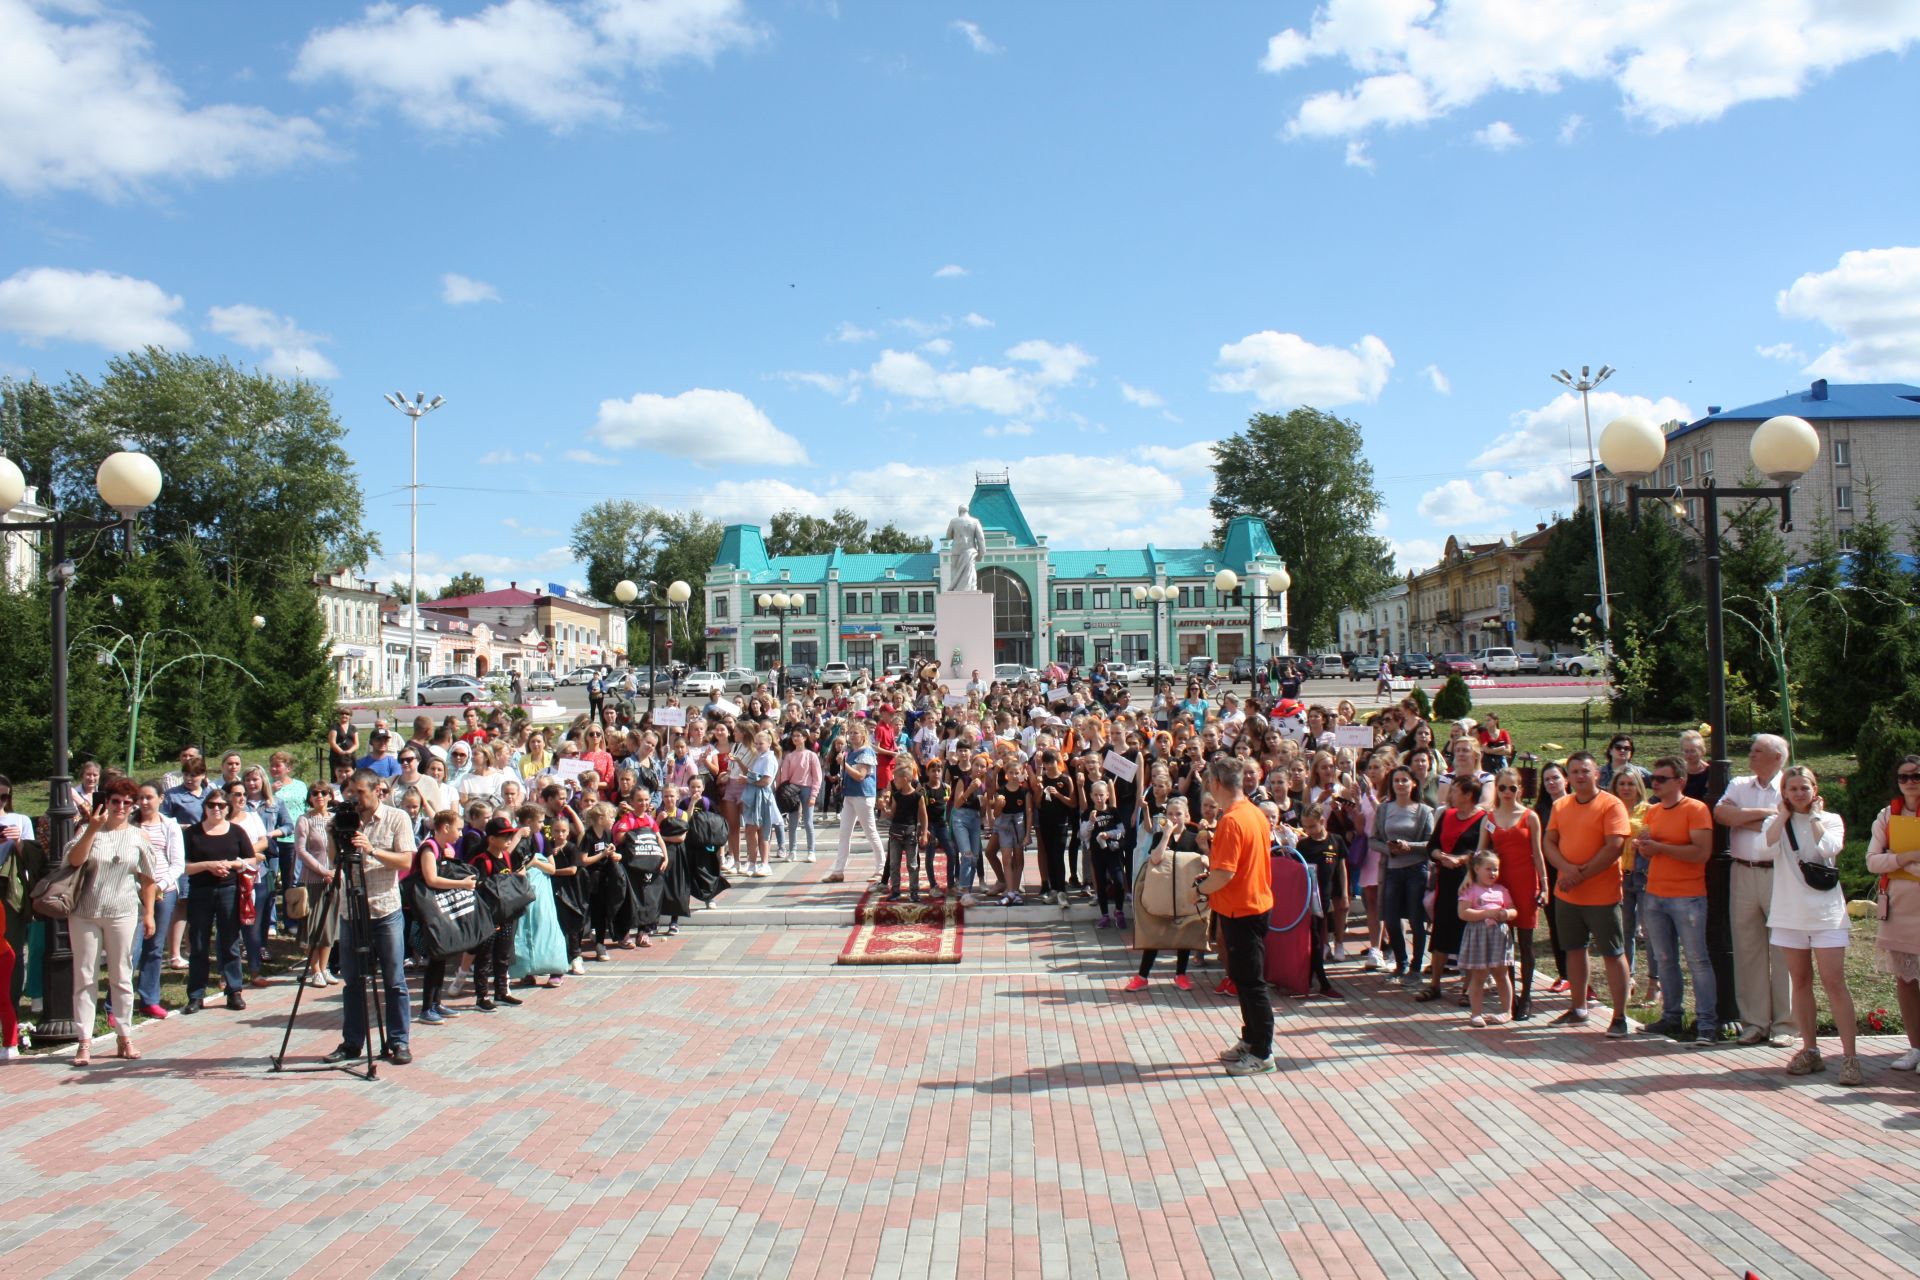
1433,674,1473,721
1841,688,1920,832
1410,685,1432,721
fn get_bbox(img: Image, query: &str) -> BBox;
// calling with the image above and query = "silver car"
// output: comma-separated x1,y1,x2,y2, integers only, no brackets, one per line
416,674,489,705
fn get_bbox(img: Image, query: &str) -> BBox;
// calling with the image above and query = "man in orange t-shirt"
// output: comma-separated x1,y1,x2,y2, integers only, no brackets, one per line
1546,751,1633,1034
1634,755,1718,1042
1197,756,1276,1076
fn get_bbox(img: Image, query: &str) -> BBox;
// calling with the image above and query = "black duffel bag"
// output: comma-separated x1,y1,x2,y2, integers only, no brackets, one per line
401,876,496,960
477,869,536,926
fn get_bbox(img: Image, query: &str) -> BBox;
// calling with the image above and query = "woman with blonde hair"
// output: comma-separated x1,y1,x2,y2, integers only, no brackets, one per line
1763,765,1859,1084
1867,755,1920,1072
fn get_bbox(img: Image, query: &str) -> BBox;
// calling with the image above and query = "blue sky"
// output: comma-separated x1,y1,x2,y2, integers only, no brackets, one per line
3,0,1917,595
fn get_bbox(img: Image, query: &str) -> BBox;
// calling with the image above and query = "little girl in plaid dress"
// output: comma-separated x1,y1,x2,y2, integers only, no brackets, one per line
1457,850,1516,1027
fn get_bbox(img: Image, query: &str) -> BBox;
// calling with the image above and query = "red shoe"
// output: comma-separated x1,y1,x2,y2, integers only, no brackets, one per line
1173,974,1194,992
1215,978,1238,997
1122,976,1149,992
1548,978,1570,994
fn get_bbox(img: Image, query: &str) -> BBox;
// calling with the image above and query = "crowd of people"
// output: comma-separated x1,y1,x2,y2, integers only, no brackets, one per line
6,658,1918,1083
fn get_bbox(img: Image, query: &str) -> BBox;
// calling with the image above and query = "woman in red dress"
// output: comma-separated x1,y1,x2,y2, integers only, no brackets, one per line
1477,766,1548,1020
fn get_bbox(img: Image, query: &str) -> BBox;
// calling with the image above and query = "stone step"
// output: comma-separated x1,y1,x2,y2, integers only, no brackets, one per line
677,898,1110,928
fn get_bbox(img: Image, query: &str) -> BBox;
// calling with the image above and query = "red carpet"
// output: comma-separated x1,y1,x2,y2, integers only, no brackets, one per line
836,890,964,965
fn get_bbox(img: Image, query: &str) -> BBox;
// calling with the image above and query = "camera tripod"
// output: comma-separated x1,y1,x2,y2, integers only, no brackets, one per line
268,836,391,1081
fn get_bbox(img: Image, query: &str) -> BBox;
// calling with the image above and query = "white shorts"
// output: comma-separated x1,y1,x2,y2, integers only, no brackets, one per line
1771,925,1850,951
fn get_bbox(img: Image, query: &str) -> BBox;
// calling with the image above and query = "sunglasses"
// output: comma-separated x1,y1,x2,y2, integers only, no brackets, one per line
1650,773,1678,784
204,800,229,809
1900,772,1920,783
1495,784,1519,793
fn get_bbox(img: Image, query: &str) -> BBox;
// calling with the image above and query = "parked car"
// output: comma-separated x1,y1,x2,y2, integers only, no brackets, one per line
780,664,815,690
1435,653,1482,676
524,670,556,693
1185,656,1216,680
1315,653,1347,677
1230,655,1256,681
819,661,856,687
880,664,911,688
1514,651,1542,675
1554,651,1603,676
556,667,603,686
1395,652,1435,678
719,667,759,694
1350,655,1381,679
993,663,1029,685
680,670,725,696
1480,647,1520,675
417,674,489,705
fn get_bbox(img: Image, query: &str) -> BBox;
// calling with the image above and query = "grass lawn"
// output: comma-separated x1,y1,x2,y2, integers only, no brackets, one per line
1463,700,1856,783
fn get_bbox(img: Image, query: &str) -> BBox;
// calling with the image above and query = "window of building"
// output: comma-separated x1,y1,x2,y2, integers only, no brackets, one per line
1680,454,1693,482
1834,439,1851,467
1836,485,1853,512
1055,588,1068,611
1092,588,1110,610
1227,587,1243,608
1177,586,1194,608
1121,634,1149,663
712,594,729,620
1660,462,1675,487
881,591,899,614
1119,587,1133,608
842,590,858,615
1838,528,1854,551
804,593,817,615
862,592,873,613
1070,588,1084,610
1700,447,1714,477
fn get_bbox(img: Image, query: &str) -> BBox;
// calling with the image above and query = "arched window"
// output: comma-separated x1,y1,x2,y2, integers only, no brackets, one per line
979,567,1032,665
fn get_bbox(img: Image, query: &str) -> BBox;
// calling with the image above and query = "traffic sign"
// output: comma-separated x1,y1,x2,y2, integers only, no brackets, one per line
537,641,550,654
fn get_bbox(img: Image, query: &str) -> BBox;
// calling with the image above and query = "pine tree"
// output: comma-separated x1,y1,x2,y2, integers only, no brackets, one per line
1433,675,1473,721
1804,487,1920,742
247,573,336,745
148,542,243,754
1719,488,1793,712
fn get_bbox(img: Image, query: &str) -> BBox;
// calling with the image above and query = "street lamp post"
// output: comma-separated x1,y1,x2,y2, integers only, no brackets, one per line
755,590,801,699
614,578,692,715
1143,584,1172,690
0,450,163,1042
1599,409,1818,1029
1213,565,1291,693
383,392,444,707
1551,364,1615,665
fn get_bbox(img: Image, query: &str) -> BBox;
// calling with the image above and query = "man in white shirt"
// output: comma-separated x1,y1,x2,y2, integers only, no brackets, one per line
966,669,989,698
1714,734,1792,1046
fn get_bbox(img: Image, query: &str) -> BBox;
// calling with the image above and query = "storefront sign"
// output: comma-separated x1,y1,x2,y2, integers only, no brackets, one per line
841,623,882,635
704,626,737,638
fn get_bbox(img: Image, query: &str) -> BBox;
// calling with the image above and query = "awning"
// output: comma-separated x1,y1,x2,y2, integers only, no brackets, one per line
330,644,370,658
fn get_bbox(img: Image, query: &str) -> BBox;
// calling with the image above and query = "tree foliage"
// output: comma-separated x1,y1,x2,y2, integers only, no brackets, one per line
569,504,725,663
766,507,931,556
437,572,487,599
1719,486,1794,713
1209,409,1394,649
1432,674,1473,721
1799,487,1919,743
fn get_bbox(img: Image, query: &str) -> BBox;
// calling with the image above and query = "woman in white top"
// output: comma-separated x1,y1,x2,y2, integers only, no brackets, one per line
65,777,159,1064
459,743,506,803
1761,765,1858,1085
133,781,186,1018
292,787,339,986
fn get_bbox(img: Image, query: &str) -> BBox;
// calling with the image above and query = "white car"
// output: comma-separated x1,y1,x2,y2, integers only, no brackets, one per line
1315,653,1347,677
681,670,725,696
1480,647,1520,675
524,670,557,693
1553,652,1603,676
993,663,1027,685
819,662,856,687
557,667,601,686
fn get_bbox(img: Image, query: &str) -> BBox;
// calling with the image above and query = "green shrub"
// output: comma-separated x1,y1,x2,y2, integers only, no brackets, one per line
1841,688,1920,832
1433,674,1473,721
1410,685,1432,721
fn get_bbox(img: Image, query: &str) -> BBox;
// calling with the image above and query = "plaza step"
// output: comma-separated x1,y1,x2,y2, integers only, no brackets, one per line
680,897,1104,928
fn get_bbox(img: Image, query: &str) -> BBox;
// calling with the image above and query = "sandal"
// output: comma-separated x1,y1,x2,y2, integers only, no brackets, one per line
1414,988,1442,1003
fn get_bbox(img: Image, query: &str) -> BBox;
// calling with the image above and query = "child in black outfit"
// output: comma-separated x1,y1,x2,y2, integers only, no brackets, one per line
1293,803,1341,1000
1085,779,1130,929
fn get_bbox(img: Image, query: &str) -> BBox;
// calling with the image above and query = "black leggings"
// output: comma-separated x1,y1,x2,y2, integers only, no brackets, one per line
1139,948,1192,977
1091,843,1127,915
1308,916,1332,993
422,956,447,1011
470,926,514,998
1035,814,1071,894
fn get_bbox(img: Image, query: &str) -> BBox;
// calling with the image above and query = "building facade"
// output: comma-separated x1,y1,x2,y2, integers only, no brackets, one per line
704,476,1289,674
315,568,388,697
425,583,620,673
0,484,52,592
1336,582,1409,658
1579,379,1920,558
1404,527,1553,657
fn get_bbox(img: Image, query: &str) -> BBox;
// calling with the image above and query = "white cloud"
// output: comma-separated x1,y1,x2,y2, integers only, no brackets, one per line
1470,389,1695,470
830,320,877,342
1472,119,1521,151
1135,441,1216,474
1387,536,1444,574
501,515,562,537
1343,139,1374,169
441,272,500,304
0,0,326,198
1212,330,1394,407
933,263,969,279
777,369,861,403
1776,246,1920,381
1263,2,1920,138
477,448,541,465
1480,466,1576,509
563,447,615,465
1755,341,1805,364
921,337,953,356
206,303,340,379
1418,478,1502,525
951,19,1001,55
868,338,1094,417
590,387,806,466
366,544,579,596
962,312,994,328
294,0,762,134
1119,382,1165,409
0,267,189,350
1422,364,1451,394
1558,112,1585,144
982,421,1033,437
892,315,951,337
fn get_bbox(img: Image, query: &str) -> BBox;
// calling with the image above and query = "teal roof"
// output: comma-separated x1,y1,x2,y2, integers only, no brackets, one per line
967,480,1038,547
833,552,939,584
1221,515,1277,566
1048,549,1155,579
715,524,771,574
1153,548,1222,576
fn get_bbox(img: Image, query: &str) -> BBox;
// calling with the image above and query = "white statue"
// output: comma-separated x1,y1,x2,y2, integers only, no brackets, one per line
945,503,986,593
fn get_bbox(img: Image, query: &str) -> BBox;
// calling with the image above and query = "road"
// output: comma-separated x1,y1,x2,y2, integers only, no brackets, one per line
346,674,1609,725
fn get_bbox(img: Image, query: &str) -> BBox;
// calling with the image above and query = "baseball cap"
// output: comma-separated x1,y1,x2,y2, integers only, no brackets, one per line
484,815,516,837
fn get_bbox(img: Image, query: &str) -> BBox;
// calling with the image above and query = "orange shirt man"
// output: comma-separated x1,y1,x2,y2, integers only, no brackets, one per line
1197,756,1276,1075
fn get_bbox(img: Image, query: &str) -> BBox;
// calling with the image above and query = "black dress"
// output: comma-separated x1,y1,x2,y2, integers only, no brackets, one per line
1426,808,1485,958
657,806,693,922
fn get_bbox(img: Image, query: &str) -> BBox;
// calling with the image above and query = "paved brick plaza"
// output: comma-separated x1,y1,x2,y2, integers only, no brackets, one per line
4,843,1919,1280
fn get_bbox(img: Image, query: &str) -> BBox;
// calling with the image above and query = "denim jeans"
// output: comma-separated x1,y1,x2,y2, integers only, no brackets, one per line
1381,862,1430,975
136,886,178,1008
187,881,245,1001
243,864,276,976
340,908,410,1053
783,799,815,858
1643,892,1718,1031
1621,859,1649,979
948,808,982,889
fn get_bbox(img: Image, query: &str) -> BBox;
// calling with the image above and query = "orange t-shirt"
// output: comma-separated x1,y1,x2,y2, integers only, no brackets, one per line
1642,796,1713,898
1208,797,1274,917
1549,790,1632,907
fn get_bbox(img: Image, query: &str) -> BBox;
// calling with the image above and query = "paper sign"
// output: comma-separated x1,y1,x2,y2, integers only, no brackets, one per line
652,706,686,727
555,759,588,782
1334,724,1374,750
1047,685,1069,703
1103,750,1139,783
944,693,965,707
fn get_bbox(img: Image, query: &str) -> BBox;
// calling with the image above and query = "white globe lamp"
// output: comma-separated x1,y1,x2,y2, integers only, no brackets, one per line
0,455,24,514
1750,414,1820,484
1596,415,1666,483
614,579,640,605
96,451,163,518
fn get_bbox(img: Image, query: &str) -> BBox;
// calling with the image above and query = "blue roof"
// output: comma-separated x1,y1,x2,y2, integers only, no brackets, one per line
714,524,771,574
1152,548,1222,576
1221,515,1278,566
967,480,1038,547
1672,379,1920,443
1048,549,1155,579
1778,549,1920,590
833,552,939,584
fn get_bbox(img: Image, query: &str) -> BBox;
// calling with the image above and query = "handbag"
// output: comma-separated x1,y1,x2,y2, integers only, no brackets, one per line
237,867,258,925
1784,815,1841,892
285,884,310,921
30,856,92,920
479,869,535,924
401,875,496,960
775,781,804,814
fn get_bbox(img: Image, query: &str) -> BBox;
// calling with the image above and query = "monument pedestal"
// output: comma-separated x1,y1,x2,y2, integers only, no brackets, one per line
935,591,995,687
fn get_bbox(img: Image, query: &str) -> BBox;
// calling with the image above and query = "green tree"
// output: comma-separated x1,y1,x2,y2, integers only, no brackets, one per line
1432,674,1473,721
437,572,487,599
145,542,244,755
651,510,725,664
1519,514,1603,649
1605,505,1701,721
569,500,667,602
1719,485,1793,711
246,573,335,743
1800,487,1919,742
765,507,932,556
1210,409,1394,649
866,521,933,554
387,581,422,603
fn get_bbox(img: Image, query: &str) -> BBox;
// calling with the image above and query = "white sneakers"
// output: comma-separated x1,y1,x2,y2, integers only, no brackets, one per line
1364,948,1385,971
754,862,772,877
1890,1046,1920,1071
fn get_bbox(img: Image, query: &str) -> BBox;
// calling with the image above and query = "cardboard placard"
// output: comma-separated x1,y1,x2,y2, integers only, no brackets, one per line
1103,750,1139,783
652,706,686,727
555,759,588,782
1047,685,1069,703
944,693,965,707
1333,724,1374,750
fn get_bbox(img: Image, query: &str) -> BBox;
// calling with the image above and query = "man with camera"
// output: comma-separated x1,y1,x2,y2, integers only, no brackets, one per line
322,768,417,1066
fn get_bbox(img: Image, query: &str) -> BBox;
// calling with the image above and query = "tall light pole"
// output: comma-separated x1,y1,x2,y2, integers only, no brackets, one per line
1551,365,1615,660
0,450,163,1042
756,590,801,699
1214,565,1290,691
384,392,444,705
615,578,692,714
1143,584,1171,689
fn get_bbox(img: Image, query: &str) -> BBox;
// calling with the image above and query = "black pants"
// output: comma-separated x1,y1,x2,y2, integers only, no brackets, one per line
1091,843,1127,915
885,825,925,894
1035,813,1071,894
1705,854,1736,1021
1308,916,1331,993
1218,912,1274,1060
1138,948,1191,977
470,925,515,998
422,956,447,1011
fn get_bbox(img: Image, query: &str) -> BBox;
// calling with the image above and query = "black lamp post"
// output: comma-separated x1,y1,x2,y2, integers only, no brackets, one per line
755,590,801,700
1601,408,1818,1024
614,578,691,715
0,450,164,1043
1213,565,1291,694
1143,583,1172,691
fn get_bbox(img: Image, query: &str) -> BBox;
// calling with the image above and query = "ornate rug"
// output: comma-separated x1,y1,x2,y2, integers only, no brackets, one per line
836,890,964,965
